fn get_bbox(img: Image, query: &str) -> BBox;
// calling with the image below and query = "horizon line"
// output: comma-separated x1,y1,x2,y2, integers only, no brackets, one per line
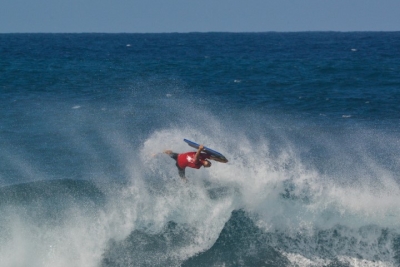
1,30,399,34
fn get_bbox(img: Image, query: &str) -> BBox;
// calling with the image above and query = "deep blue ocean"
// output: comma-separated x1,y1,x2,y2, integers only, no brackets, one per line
1,32,400,267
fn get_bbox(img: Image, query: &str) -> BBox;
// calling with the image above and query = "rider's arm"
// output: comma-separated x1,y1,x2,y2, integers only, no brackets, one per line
194,144,204,162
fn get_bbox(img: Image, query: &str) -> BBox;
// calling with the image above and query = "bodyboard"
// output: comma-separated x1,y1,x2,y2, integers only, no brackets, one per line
183,139,228,163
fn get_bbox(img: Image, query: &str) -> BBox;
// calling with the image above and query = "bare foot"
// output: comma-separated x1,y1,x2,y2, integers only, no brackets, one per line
164,150,173,155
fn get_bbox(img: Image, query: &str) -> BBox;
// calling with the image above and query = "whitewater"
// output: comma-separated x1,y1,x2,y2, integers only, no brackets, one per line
1,32,400,267
1,101,399,266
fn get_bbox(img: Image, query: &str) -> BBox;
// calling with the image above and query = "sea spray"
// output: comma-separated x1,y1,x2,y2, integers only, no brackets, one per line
1,32,400,267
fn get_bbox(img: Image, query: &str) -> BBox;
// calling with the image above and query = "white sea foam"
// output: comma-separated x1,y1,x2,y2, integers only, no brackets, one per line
1,105,399,267
283,252,396,267
140,117,400,265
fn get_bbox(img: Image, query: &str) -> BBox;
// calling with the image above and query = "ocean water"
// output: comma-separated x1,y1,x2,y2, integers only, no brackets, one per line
1,32,400,267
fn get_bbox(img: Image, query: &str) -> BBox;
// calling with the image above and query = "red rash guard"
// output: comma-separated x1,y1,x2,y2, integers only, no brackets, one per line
177,152,210,169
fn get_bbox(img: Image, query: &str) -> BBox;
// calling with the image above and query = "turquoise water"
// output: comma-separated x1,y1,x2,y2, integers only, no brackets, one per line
1,33,400,266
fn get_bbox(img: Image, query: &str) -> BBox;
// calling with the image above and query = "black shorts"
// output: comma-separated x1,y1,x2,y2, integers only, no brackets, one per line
169,152,185,178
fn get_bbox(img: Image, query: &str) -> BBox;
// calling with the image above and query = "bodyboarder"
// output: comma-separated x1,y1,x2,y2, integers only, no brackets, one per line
164,145,212,182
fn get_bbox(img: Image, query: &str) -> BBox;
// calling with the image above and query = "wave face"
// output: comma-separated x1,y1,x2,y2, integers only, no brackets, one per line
1,33,400,267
